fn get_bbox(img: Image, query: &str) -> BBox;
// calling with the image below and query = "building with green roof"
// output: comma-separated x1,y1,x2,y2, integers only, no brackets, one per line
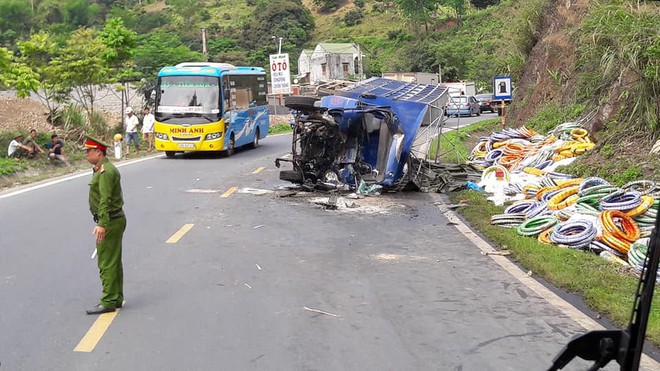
297,43,363,85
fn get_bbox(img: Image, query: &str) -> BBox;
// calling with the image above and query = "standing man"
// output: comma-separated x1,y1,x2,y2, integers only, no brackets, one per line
84,135,126,315
124,106,140,154
142,107,155,152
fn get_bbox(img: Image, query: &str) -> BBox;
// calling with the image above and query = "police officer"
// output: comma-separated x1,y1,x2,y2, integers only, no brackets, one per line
84,135,126,315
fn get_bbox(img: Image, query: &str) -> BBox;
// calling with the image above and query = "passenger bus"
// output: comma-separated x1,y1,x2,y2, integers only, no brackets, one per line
154,62,269,157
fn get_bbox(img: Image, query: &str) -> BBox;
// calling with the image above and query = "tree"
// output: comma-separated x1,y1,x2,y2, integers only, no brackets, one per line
395,0,439,33
312,0,339,12
49,28,113,117
242,0,314,52
0,0,32,43
442,0,467,24
469,0,499,9
99,18,138,77
18,32,71,117
0,47,40,98
133,30,203,78
100,18,139,120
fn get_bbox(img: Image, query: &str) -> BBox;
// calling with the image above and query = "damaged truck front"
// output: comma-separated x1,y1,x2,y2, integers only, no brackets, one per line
275,77,448,192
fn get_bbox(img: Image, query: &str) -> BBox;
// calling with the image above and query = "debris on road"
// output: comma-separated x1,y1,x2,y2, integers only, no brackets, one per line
184,189,220,193
303,306,341,318
239,188,273,195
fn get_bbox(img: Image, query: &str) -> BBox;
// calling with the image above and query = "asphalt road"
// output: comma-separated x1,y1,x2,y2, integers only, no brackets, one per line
442,110,500,132
0,133,631,370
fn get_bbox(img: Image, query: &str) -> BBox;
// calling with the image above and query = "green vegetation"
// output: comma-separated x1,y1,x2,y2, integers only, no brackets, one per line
448,189,660,344
269,123,293,135
576,3,660,137
524,103,586,135
428,118,500,162
0,157,28,176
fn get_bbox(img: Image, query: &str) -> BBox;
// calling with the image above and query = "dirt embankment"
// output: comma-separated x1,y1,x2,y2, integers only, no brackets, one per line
509,0,590,126
0,96,54,134
0,95,292,134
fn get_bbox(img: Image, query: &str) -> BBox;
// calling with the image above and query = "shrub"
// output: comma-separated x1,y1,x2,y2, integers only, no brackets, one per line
344,9,364,26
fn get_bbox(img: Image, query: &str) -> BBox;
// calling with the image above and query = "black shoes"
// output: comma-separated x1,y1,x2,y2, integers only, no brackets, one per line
86,304,115,315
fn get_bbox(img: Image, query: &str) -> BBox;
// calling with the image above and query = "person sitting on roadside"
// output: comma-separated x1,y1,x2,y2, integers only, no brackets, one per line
7,133,34,158
45,134,71,166
22,129,46,157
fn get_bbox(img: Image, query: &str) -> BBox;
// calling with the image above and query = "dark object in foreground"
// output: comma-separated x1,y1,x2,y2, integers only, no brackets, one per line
548,210,660,370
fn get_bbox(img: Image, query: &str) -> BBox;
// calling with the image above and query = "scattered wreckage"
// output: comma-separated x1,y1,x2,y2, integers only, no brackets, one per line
275,77,481,193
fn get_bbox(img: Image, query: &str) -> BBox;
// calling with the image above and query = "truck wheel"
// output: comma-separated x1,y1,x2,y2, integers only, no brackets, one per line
165,151,176,158
285,96,319,111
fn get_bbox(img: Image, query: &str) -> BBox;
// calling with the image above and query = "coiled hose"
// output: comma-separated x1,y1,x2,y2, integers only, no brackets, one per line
549,219,597,249
517,215,559,237
599,210,641,255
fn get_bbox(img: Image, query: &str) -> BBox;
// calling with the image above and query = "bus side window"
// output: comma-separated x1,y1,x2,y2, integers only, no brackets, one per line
233,75,250,110
222,76,231,112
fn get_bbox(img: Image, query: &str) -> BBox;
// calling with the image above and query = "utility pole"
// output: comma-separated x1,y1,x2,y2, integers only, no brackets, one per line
438,65,442,83
201,28,208,62
357,44,363,81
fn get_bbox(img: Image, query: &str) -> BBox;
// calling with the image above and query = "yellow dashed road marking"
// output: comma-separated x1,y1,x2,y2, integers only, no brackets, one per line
252,166,266,174
74,311,120,352
220,186,238,198
166,223,195,243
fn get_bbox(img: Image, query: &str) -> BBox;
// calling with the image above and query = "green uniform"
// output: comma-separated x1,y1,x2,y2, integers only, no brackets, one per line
88,158,126,309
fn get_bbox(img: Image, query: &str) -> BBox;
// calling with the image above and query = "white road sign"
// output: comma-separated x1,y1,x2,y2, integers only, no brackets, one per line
493,76,513,100
269,53,292,95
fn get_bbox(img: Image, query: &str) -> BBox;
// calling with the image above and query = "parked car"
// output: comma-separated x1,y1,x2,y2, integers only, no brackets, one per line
475,93,495,113
444,95,480,117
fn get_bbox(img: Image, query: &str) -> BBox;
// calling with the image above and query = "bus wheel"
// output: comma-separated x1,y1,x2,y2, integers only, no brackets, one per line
225,134,235,157
165,151,176,158
251,128,260,149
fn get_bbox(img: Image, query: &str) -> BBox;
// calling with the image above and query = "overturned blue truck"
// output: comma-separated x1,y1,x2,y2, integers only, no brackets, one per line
275,77,469,191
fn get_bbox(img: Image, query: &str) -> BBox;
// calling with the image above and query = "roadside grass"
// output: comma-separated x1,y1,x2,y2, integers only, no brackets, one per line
427,118,501,163
269,123,293,135
448,190,660,344
0,133,156,190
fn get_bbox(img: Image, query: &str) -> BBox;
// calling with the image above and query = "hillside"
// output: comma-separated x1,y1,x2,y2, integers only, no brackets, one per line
0,0,658,169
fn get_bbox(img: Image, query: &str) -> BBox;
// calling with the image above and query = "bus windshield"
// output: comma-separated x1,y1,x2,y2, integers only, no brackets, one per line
156,76,221,124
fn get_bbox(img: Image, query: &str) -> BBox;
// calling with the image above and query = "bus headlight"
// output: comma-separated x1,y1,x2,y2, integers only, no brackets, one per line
205,132,222,140
155,132,168,140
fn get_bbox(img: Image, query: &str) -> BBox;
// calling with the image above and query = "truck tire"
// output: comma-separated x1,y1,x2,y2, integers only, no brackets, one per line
280,170,304,183
165,151,176,158
285,96,319,111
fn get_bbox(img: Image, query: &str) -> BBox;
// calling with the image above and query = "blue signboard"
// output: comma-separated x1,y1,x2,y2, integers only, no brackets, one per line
493,76,513,100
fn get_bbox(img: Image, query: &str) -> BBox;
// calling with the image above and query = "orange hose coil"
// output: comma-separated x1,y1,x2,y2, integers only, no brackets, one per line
599,210,641,254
